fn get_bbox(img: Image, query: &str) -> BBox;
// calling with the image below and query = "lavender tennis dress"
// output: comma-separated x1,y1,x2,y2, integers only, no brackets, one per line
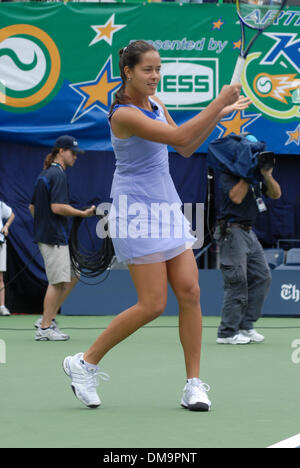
109,98,196,264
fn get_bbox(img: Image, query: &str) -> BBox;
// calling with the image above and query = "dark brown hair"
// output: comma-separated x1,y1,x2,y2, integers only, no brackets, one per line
43,148,60,169
110,40,157,114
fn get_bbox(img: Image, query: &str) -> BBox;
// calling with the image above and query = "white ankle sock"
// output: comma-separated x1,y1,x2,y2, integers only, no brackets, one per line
81,359,98,371
187,378,201,384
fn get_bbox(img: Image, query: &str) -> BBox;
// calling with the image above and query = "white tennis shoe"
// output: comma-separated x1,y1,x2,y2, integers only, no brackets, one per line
240,329,265,343
181,378,211,412
216,333,251,345
0,306,10,316
63,352,109,409
35,325,70,341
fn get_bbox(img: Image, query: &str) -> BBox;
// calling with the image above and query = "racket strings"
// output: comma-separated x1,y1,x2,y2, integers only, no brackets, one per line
238,0,286,29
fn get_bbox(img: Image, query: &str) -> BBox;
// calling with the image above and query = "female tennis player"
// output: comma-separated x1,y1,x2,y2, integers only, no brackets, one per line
63,40,251,411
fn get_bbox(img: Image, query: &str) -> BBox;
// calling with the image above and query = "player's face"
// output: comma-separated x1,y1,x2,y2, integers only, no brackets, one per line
62,149,77,167
126,50,161,96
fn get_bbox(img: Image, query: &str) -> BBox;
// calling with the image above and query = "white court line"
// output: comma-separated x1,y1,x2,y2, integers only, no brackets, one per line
268,434,300,449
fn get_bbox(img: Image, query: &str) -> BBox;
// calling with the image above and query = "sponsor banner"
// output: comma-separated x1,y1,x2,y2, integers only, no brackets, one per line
264,270,300,316
281,283,300,303
62,269,300,317
156,58,218,109
0,2,299,153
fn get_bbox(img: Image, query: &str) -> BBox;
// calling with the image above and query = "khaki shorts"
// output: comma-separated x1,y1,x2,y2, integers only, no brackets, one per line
0,242,7,272
38,243,76,285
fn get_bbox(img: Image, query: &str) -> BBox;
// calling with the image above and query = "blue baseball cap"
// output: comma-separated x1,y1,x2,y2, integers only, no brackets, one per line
240,132,258,143
245,134,258,143
54,135,84,153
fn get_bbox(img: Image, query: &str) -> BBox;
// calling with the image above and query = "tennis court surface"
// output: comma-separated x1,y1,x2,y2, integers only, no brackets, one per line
0,315,299,448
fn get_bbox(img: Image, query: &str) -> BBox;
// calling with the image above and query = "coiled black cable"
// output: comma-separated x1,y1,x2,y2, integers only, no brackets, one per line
69,214,115,283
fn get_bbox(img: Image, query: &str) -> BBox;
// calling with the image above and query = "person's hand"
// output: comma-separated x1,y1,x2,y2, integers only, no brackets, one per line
218,84,242,107
1,225,9,237
220,95,252,118
260,167,273,179
82,205,96,218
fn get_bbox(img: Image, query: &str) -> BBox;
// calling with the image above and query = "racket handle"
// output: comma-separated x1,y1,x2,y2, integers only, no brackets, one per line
231,56,246,84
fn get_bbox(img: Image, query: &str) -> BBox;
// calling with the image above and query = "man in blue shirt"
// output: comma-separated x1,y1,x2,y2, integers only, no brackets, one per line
29,135,95,341
215,163,281,344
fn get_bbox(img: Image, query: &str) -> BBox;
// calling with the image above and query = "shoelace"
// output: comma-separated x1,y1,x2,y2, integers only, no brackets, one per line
189,380,210,394
86,370,110,390
49,325,68,337
199,382,210,393
192,383,210,404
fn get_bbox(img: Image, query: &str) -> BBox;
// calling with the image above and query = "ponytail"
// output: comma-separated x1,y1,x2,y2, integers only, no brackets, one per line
43,148,59,169
109,48,130,114
110,82,130,111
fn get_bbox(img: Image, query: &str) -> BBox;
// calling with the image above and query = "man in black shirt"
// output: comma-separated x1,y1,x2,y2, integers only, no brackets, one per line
29,135,95,341
215,164,281,344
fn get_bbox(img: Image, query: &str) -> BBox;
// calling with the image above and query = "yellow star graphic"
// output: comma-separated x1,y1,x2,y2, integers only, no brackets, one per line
70,57,122,122
233,40,242,50
286,126,300,144
212,19,224,30
220,112,251,137
90,14,126,47
80,70,121,110
96,22,118,42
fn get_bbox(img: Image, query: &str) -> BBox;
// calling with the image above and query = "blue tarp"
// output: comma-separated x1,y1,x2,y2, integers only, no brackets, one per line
207,134,266,185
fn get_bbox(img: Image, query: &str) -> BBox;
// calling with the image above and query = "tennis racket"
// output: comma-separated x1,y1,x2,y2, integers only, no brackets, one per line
231,0,288,84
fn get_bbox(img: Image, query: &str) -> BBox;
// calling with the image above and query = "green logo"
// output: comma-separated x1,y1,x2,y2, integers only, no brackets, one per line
156,58,218,110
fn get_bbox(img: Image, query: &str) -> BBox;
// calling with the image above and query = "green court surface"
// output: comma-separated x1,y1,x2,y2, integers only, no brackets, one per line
0,315,299,448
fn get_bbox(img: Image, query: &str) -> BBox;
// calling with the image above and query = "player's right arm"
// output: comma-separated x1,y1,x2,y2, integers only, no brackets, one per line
111,84,241,152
